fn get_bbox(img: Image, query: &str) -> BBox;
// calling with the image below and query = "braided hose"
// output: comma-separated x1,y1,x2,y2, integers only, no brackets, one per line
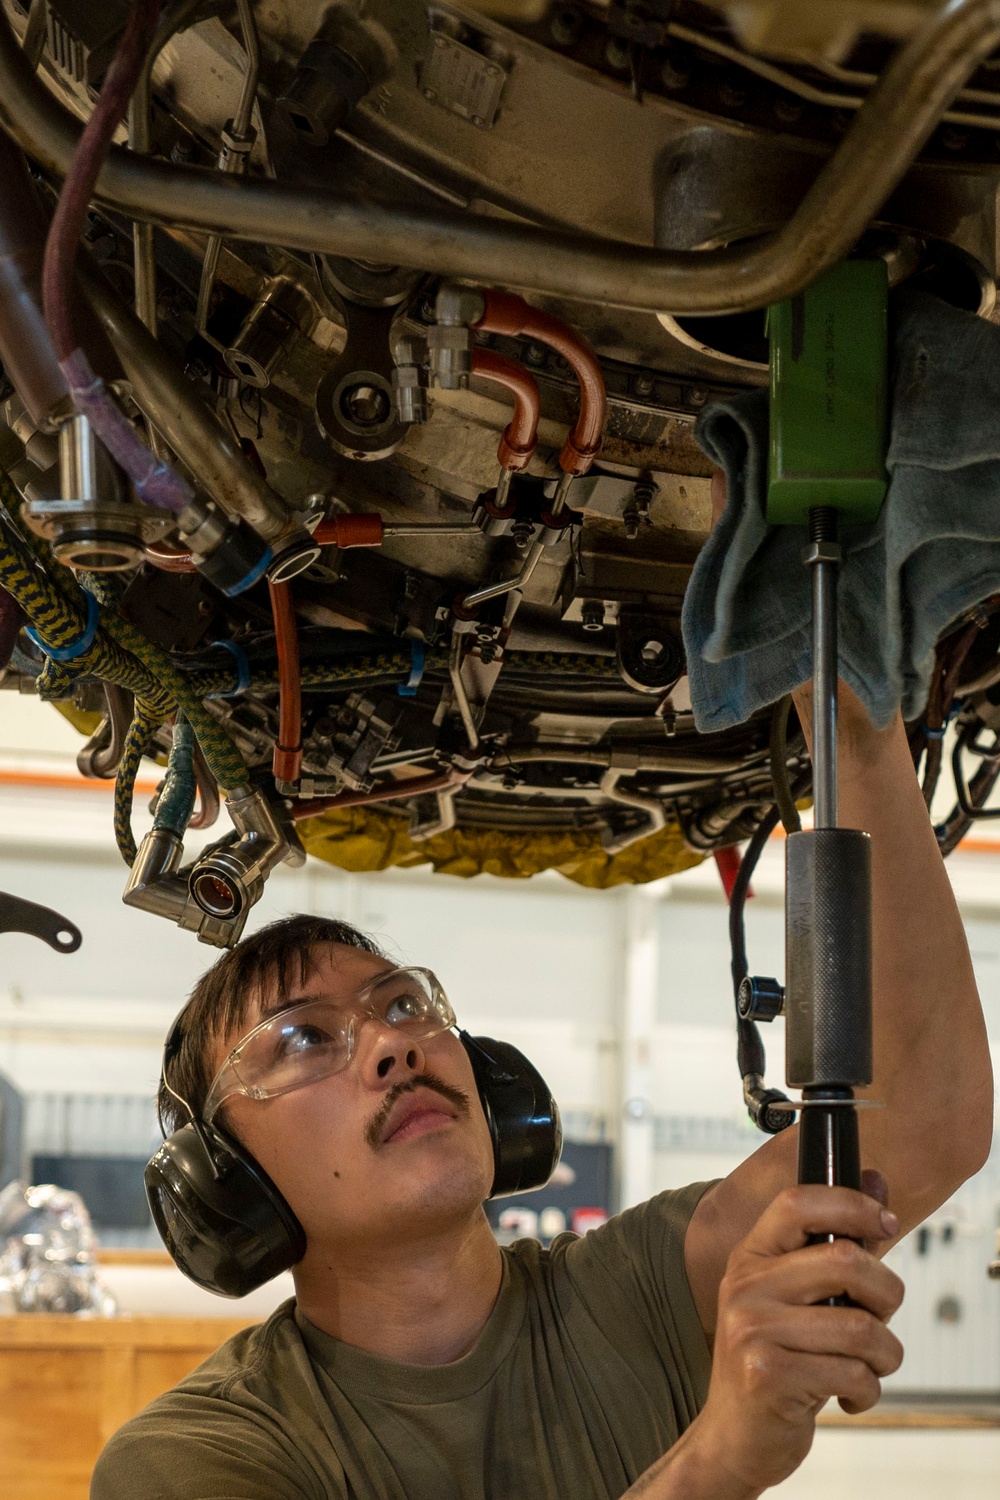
113,704,160,865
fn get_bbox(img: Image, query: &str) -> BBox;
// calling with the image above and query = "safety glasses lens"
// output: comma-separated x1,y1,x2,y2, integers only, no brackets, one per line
205,967,455,1115
231,1003,353,1099
365,967,455,1033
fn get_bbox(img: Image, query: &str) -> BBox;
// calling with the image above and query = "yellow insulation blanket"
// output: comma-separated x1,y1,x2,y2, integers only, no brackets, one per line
297,806,704,889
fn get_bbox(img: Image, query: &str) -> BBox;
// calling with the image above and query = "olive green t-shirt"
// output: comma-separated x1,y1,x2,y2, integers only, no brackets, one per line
92,1182,714,1500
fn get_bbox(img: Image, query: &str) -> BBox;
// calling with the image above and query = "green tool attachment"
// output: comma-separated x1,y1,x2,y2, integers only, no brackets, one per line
766,259,889,526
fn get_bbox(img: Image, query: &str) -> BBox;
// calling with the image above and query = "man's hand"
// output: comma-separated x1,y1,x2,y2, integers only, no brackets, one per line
631,1187,904,1500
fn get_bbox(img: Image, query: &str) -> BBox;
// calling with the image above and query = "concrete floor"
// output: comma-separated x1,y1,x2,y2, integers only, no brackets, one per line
771,1428,1000,1498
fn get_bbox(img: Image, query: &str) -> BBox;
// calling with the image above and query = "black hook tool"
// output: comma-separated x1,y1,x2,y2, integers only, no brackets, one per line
0,891,82,952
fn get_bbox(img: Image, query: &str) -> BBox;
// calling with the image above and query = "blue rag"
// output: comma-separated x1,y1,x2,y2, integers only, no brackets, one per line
681,289,1000,732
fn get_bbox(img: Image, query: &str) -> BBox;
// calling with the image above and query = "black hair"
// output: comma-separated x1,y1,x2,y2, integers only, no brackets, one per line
158,914,384,1134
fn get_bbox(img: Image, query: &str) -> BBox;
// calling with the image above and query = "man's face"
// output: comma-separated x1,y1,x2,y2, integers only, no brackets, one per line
211,944,496,1257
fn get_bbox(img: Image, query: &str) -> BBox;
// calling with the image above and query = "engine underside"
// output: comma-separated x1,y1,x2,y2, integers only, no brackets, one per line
2,0,1000,942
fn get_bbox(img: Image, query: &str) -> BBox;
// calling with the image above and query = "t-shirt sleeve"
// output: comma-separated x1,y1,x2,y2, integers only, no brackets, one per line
557,1180,717,1419
90,1398,341,1500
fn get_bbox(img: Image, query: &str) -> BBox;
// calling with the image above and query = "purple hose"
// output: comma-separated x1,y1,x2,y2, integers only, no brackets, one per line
41,0,195,515
61,348,192,513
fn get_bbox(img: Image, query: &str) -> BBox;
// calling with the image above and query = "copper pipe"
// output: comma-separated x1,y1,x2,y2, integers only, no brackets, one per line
314,513,383,548
292,769,467,820
188,734,220,831
470,348,540,471
269,579,302,785
144,541,197,572
474,291,606,474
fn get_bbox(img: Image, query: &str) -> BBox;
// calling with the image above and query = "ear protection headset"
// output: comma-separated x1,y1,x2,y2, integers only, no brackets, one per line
144,1018,562,1298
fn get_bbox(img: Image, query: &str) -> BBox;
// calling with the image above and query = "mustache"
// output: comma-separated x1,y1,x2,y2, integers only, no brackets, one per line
365,1072,470,1150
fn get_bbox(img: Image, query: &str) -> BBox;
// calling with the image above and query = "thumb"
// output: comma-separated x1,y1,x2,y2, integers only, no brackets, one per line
862,1168,892,1254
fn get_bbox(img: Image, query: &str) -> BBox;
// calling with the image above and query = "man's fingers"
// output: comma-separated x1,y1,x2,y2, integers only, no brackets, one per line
765,1305,904,1379
794,1354,884,1416
746,1349,884,1419
733,1238,905,1322
860,1169,894,1254
741,1185,898,1258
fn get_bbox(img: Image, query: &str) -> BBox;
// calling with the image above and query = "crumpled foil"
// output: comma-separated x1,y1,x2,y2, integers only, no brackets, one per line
0,1180,117,1316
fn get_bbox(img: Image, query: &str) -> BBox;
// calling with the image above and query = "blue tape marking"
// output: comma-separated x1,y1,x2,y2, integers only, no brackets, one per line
222,546,273,598
397,638,426,697
923,726,946,740
206,638,252,698
25,589,99,662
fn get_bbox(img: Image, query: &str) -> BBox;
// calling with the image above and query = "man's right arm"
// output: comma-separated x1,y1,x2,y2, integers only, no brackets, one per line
624,1187,904,1499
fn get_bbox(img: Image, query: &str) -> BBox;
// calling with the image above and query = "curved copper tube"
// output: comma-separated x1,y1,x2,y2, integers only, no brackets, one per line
470,348,540,471
188,733,220,831
144,541,197,572
313,513,384,548
268,579,302,786
474,291,606,474
292,769,468,821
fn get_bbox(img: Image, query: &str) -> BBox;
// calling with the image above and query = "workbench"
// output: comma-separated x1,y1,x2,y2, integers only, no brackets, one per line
0,1311,253,1500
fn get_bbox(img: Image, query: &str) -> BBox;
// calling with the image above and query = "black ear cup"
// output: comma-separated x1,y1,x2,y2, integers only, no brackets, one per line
144,1119,305,1298
460,1033,562,1197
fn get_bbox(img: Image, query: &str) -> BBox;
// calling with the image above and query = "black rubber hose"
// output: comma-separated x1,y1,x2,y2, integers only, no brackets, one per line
729,804,783,1081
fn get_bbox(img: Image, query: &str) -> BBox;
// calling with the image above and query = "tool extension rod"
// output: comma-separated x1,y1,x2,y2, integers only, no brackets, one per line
810,508,840,830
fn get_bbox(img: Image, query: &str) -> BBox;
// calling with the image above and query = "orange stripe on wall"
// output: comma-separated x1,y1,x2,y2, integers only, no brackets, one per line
0,768,161,794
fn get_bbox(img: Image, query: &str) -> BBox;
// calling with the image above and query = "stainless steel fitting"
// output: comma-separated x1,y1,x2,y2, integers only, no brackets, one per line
123,828,252,947
427,285,486,391
178,497,229,560
392,336,428,424
23,412,171,571
224,277,314,390
187,787,289,922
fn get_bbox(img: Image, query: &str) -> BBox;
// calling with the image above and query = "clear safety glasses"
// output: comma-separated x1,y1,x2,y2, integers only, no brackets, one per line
202,966,456,1123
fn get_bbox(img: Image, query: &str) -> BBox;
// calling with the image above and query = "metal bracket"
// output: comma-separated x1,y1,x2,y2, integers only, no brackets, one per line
0,891,81,952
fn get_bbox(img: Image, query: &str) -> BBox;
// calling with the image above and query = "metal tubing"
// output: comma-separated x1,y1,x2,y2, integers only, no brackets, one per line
812,558,839,828
127,0,210,339
600,762,667,852
462,539,544,609
127,74,157,337
502,745,747,774
1,1,998,314
382,522,480,537
0,134,70,425
76,257,293,540
448,632,480,751
292,769,468,821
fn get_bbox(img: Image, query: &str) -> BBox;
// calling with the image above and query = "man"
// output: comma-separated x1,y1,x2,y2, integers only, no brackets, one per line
92,677,993,1500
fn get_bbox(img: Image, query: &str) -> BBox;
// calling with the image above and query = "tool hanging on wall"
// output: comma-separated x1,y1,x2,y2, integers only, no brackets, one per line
767,259,888,1240
0,891,81,951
